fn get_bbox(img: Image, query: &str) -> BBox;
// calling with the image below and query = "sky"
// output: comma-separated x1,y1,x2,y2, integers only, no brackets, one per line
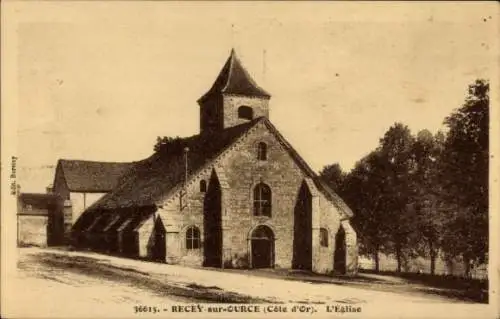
5,2,497,193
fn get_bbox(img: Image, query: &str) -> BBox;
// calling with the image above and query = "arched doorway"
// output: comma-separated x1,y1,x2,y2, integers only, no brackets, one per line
250,225,274,268
334,226,346,274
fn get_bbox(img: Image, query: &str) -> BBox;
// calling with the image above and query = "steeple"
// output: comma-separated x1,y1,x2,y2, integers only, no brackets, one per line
198,49,270,104
198,49,271,134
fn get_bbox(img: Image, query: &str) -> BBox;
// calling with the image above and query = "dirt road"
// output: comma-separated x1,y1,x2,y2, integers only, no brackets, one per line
3,248,488,318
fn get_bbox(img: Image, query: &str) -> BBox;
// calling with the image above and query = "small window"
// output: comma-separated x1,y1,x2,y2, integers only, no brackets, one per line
200,180,207,193
253,183,272,217
257,142,267,161
25,204,33,211
238,106,253,120
186,226,201,249
320,228,329,247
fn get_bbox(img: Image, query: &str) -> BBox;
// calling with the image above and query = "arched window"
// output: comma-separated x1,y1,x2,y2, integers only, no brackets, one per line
186,226,200,249
238,106,253,120
200,180,207,193
253,183,272,217
257,142,267,161
320,228,329,247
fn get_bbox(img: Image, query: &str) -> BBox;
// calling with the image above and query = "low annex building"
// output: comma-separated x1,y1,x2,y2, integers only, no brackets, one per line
52,159,133,241
72,50,358,275
17,193,65,247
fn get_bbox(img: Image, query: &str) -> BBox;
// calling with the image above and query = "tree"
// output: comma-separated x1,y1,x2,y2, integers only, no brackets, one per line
378,123,417,272
154,136,184,154
437,79,489,276
342,151,391,271
318,80,488,277
411,129,445,274
319,163,346,193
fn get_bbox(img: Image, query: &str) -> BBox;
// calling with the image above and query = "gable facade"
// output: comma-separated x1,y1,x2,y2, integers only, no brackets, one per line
150,120,357,274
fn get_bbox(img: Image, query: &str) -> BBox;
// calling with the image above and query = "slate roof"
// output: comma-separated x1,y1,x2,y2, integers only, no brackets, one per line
198,49,271,103
74,206,153,234
18,193,60,215
72,120,260,233
57,159,134,192
89,119,260,212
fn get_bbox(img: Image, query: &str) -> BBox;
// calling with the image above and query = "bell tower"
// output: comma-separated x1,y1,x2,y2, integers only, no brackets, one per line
198,49,271,134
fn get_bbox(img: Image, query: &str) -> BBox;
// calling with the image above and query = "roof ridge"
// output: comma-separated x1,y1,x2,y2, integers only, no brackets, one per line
19,192,60,197
221,49,236,93
59,159,134,164
261,119,353,218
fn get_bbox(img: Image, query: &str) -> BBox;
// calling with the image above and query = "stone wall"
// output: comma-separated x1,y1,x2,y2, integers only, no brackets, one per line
200,94,270,134
222,94,269,129
341,220,358,275
155,121,354,274
315,188,342,274
157,169,211,266
358,252,487,279
218,122,305,269
18,215,48,247
138,216,155,258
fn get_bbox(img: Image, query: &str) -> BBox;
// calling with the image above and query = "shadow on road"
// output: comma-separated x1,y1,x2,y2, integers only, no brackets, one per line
17,249,487,304
18,252,276,304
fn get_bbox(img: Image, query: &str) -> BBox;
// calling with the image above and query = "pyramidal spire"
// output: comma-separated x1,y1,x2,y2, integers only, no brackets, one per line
198,49,271,103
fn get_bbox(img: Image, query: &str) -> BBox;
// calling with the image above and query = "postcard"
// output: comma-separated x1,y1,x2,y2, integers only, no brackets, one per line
1,1,498,318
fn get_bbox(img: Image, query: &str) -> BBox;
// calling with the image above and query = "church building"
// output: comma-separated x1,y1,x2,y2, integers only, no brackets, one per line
72,49,358,275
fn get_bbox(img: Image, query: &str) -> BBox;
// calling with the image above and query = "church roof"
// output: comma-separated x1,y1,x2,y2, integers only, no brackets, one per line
56,159,134,193
198,49,271,102
82,119,259,211
72,120,259,233
73,117,352,237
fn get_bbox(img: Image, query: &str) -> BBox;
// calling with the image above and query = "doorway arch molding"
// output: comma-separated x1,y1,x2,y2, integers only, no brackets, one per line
246,223,278,241
247,223,277,268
